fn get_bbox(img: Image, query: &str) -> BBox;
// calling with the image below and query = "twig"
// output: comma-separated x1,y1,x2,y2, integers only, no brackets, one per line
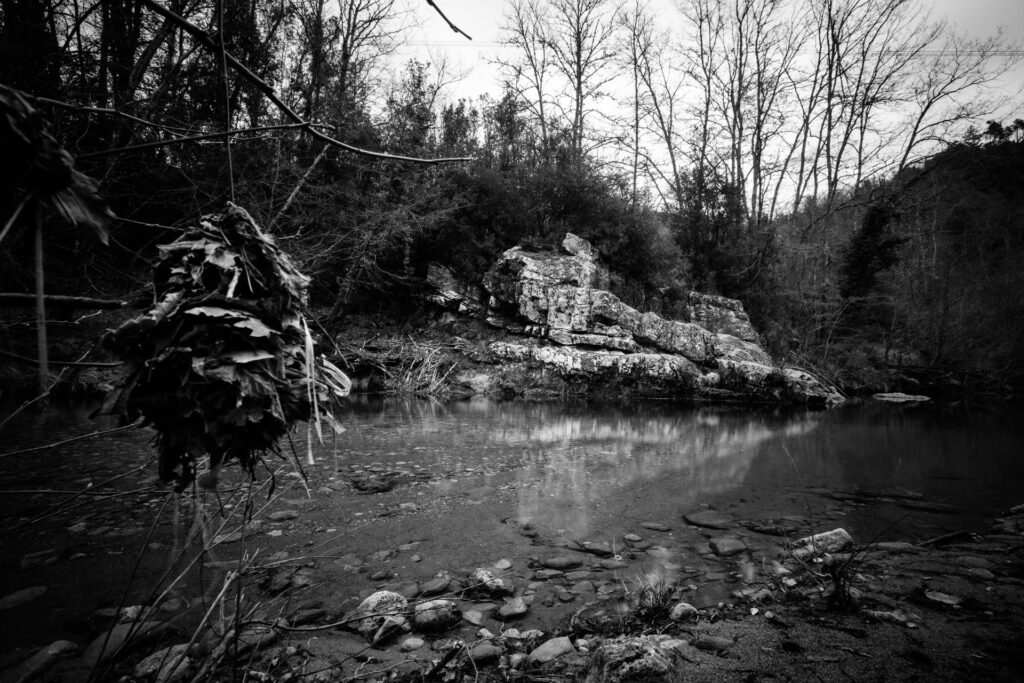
0,348,123,367
0,423,139,459
78,122,309,159
0,193,31,246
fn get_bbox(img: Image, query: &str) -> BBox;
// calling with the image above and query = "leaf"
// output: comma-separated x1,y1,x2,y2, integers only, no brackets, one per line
232,318,276,338
185,306,244,319
223,350,275,364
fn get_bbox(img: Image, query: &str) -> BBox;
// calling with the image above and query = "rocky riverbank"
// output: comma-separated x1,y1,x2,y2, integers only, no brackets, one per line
5,452,1023,683
407,234,843,408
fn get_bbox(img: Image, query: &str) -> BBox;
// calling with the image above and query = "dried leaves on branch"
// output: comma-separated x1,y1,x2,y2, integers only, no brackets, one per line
0,85,113,243
100,204,350,489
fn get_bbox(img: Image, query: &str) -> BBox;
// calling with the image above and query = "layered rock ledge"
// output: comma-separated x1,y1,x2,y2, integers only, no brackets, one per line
427,234,842,406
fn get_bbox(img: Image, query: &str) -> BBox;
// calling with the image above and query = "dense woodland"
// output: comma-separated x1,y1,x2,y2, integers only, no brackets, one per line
1,0,1023,394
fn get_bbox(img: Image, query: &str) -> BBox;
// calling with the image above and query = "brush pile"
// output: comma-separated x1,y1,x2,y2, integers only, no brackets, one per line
100,203,349,489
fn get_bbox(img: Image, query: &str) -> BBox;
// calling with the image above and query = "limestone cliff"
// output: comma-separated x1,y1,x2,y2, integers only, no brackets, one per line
427,234,842,406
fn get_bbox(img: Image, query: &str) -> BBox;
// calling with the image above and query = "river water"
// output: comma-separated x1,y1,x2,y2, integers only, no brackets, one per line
1,397,1023,652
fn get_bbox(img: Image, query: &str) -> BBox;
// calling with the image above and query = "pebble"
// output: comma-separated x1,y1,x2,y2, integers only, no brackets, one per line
267,510,299,522
494,559,513,570
463,609,485,626
639,522,670,531
623,533,643,543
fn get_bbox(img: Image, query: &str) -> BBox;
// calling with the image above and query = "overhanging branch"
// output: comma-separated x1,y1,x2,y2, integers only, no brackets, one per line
137,0,471,165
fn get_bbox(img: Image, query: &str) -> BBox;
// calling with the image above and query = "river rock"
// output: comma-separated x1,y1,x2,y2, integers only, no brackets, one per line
267,509,299,522
790,528,854,561
463,609,485,626
471,568,515,596
570,598,632,635
494,559,513,570
685,511,734,530
469,641,502,663
83,621,168,666
2,640,77,683
577,541,615,557
873,392,930,403
600,559,630,570
345,591,408,643
585,635,684,683
133,644,191,683
542,556,584,570
412,600,461,632
400,637,425,652
234,623,279,655
419,577,451,596
498,597,529,620
623,533,642,543
528,636,576,664
639,522,670,532
668,602,698,621
0,586,47,610
709,536,747,557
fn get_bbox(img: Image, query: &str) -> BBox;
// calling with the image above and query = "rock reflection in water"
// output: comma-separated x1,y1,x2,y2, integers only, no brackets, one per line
476,404,819,537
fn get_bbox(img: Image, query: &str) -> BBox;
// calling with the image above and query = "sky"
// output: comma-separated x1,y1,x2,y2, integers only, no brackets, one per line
396,0,1024,104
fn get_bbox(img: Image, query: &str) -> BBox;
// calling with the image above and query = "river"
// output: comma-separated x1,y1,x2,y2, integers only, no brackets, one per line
1,397,1023,655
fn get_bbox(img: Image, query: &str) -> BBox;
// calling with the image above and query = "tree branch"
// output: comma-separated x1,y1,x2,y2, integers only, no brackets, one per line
0,293,129,309
136,0,470,164
425,0,472,40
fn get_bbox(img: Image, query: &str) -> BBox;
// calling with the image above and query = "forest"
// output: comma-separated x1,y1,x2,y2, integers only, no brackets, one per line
1,0,1023,396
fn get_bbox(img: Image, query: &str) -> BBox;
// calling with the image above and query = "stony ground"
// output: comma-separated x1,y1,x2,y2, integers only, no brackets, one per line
3,445,1023,683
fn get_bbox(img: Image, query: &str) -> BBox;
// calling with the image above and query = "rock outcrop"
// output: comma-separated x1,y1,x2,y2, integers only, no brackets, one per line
427,234,842,406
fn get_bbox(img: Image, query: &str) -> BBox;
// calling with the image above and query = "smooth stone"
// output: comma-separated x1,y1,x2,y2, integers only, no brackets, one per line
463,609,485,626
494,559,513,570
83,622,166,666
709,536,747,556
412,599,461,632
565,570,594,581
669,602,698,621
419,577,451,596
624,533,643,543
3,640,78,683
133,644,190,682
535,569,565,580
685,511,734,530
0,586,47,610
528,636,576,664
469,641,502,663
600,559,630,570
400,637,425,652
267,510,299,522
498,597,529,620
639,522,671,532
542,556,583,570
694,635,734,652
18,549,61,570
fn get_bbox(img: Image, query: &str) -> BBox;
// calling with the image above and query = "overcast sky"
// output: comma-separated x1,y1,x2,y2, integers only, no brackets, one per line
397,0,1024,104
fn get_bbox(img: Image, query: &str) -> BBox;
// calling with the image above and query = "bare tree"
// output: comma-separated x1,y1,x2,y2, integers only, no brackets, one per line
546,0,618,161
497,0,553,152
